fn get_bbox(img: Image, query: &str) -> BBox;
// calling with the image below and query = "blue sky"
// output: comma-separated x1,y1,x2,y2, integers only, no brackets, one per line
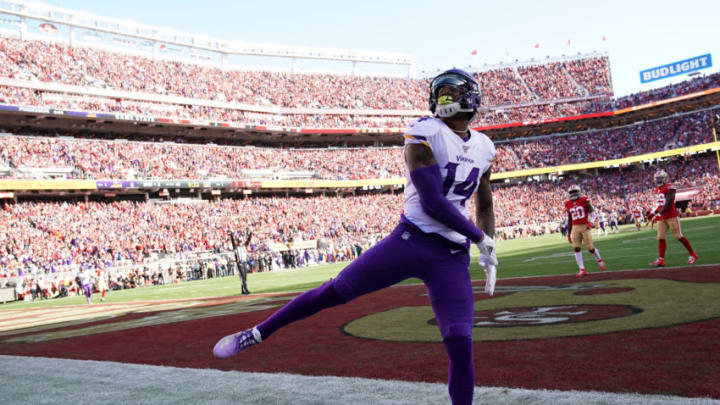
35,0,720,97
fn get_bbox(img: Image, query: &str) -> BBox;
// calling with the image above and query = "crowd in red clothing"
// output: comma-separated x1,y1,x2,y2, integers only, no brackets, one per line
3,35,720,131
0,193,401,280
0,36,614,128
492,109,717,172
2,106,716,180
2,152,718,279
615,73,720,109
0,135,405,180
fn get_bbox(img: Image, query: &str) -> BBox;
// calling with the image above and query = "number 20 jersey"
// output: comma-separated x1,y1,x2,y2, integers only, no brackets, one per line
564,196,590,225
403,117,496,245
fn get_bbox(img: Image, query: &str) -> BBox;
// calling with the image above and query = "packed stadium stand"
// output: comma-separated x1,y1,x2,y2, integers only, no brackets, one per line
1,6,719,302
0,107,715,179
0,35,614,128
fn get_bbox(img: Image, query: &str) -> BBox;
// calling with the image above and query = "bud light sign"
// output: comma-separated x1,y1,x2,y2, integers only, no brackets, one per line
640,54,712,83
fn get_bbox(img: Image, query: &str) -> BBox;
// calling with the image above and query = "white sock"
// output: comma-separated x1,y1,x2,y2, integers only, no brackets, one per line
591,248,602,261
574,251,584,270
252,327,263,342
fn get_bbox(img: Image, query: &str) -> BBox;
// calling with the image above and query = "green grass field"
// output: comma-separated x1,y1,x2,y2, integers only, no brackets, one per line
6,215,719,309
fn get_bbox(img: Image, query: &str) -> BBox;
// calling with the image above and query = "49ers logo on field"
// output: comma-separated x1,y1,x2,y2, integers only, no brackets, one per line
470,305,640,327
342,277,720,342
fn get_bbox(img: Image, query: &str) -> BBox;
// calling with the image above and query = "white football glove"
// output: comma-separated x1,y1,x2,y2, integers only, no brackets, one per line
483,264,497,296
475,234,498,266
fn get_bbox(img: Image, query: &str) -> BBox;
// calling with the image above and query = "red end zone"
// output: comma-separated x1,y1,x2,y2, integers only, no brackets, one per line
1,266,719,399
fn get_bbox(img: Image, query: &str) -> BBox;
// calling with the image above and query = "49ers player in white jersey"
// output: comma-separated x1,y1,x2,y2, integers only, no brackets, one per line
564,185,606,276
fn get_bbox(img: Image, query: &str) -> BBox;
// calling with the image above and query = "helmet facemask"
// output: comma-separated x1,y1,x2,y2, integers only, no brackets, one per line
429,70,481,122
568,186,581,201
654,170,668,186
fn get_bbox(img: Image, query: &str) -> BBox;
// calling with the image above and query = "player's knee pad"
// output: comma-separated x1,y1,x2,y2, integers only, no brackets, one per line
574,247,581,253
588,248,595,254
440,322,473,341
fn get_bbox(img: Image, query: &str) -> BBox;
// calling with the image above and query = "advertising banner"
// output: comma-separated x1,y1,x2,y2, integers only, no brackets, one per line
640,54,712,83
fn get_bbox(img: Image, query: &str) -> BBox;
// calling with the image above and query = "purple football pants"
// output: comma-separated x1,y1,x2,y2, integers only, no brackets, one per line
83,284,92,299
257,221,476,405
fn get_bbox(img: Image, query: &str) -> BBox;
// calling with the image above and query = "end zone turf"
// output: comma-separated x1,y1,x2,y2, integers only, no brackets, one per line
1,266,719,400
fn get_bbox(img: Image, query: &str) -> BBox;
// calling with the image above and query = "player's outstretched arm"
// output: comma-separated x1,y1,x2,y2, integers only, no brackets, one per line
405,143,484,243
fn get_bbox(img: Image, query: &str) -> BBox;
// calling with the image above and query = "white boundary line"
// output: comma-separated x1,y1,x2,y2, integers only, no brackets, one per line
2,355,718,405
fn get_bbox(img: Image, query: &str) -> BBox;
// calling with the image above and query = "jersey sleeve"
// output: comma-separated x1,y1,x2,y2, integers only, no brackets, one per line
404,117,442,150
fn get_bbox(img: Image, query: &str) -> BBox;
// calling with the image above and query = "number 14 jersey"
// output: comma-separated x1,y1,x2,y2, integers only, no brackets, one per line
403,117,496,245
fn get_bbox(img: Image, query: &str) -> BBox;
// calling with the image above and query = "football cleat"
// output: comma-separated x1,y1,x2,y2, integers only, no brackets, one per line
688,253,699,264
213,327,262,359
576,269,588,277
598,261,606,271
649,258,665,267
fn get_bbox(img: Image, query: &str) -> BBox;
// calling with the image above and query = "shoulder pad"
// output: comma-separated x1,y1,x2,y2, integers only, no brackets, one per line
406,117,443,136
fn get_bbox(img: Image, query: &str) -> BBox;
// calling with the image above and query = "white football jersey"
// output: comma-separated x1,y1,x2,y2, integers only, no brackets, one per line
403,117,496,244
77,271,90,286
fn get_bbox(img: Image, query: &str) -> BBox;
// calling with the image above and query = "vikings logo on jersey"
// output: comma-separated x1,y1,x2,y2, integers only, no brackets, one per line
403,117,496,244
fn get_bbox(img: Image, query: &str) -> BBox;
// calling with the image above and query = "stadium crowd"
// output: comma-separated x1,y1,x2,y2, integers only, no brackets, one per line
2,152,719,290
615,72,720,109
0,135,404,180
494,109,716,171
0,193,398,290
2,36,720,130
1,108,716,180
0,36,613,127
2,36,720,302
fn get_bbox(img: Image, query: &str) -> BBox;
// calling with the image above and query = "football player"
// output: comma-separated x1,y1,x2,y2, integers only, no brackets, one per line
564,185,606,276
631,205,644,231
649,170,698,267
213,69,497,405
77,268,92,305
596,210,608,237
97,270,108,302
609,210,620,233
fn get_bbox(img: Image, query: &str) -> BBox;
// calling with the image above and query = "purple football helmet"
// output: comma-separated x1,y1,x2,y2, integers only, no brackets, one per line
428,69,482,121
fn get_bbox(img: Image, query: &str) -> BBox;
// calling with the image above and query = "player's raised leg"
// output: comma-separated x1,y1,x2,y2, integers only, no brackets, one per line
213,223,418,359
